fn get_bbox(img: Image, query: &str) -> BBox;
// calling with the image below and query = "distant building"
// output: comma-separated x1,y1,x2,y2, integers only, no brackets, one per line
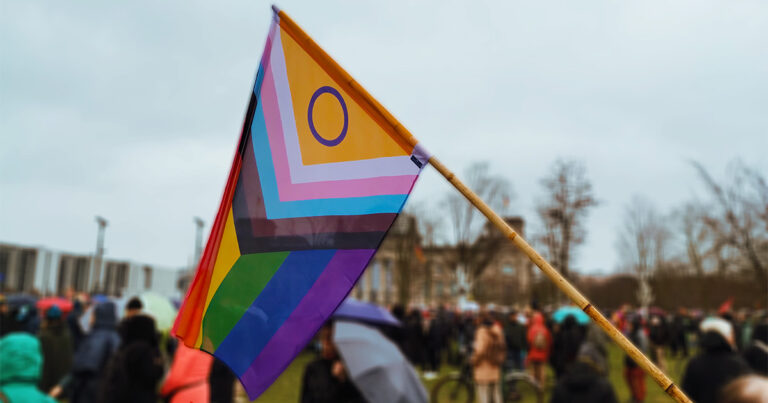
0,242,184,298
352,215,533,307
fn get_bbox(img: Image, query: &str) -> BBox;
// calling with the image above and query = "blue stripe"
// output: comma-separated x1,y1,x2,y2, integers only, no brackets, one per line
213,249,336,375
249,98,409,219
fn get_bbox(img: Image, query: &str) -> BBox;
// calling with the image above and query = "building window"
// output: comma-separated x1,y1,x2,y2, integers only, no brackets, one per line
0,248,9,290
384,259,393,304
73,257,89,292
502,265,515,275
105,263,129,296
58,257,70,295
354,282,363,299
16,250,36,292
143,266,152,289
436,280,444,298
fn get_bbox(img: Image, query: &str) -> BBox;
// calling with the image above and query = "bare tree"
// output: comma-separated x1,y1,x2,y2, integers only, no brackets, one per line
693,161,768,294
678,203,712,276
442,162,514,299
617,196,671,308
535,159,597,282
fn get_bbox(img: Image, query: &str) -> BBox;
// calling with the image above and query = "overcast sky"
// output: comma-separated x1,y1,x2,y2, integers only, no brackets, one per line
2,0,766,274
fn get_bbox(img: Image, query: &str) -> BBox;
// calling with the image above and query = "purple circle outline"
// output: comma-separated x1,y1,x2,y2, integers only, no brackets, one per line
307,86,348,147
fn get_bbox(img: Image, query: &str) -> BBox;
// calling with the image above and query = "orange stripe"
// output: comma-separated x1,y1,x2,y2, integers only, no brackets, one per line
173,132,246,347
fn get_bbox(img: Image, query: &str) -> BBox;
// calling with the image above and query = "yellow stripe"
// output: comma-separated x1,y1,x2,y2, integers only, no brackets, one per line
194,208,241,348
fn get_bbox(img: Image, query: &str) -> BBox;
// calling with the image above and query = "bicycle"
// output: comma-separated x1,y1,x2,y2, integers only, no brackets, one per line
430,354,544,403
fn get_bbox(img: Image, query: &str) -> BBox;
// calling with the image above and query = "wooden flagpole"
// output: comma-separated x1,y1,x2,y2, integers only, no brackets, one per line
273,6,691,402
428,157,691,402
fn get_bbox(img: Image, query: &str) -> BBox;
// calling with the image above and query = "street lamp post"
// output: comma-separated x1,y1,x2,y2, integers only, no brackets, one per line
91,216,108,293
193,217,205,269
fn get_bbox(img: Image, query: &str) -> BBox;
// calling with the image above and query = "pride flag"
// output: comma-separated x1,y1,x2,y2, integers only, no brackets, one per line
172,7,429,399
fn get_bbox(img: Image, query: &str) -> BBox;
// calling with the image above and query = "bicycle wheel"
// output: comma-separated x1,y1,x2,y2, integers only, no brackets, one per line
431,375,474,403
503,372,544,403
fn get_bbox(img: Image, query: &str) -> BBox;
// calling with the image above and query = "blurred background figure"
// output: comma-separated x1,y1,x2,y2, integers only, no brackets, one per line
719,375,768,403
471,312,505,403
209,358,237,403
123,296,143,319
742,317,768,376
681,317,752,403
37,305,72,393
623,315,648,403
160,343,213,403
526,311,551,387
550,341,618,403
101,314,164,403
0,332,56,403
300,323,365,403
52,301,120,403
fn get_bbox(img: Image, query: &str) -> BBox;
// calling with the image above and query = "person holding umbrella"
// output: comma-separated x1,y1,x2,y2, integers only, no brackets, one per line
300,323,365,403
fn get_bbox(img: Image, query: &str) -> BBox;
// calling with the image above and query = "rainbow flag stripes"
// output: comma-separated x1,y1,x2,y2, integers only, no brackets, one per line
173,9,428,399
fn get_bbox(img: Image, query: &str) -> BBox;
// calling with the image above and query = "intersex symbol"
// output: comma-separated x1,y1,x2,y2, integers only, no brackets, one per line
307,86,348,147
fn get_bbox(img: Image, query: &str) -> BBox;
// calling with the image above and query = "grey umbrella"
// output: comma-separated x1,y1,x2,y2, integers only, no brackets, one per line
333,321,428,403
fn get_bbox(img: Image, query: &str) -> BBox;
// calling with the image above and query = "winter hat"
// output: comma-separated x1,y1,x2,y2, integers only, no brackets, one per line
701,317,734,345
46,305,62,320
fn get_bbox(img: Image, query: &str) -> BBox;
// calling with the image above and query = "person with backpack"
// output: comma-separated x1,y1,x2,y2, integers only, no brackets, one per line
101,314,164,403
471,312,506,403
526,312,552,388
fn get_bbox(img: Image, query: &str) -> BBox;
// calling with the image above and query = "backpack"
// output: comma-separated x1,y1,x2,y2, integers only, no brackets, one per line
488,331,507,366
532,329,547,350
101,349,130,402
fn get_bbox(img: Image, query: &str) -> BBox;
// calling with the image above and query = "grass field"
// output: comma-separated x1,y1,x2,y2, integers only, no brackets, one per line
244,344,691,402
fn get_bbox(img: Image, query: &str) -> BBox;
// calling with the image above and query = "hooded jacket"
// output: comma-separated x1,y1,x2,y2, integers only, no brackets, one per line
69,301,120,403
160,343,212,403
526,313,552,363
0,333,57,403
681,330,752,403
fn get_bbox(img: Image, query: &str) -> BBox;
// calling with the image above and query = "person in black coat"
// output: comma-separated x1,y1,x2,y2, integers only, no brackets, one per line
669,309,690,358
681,317,753,403
550,342,617,403
52,301,121,403
551,315,584,379
504,311,527,372
403,309,425,367
66,299,86,351
300,323,365,403
742,321,768,376
209,358,236,403
101,314,164,403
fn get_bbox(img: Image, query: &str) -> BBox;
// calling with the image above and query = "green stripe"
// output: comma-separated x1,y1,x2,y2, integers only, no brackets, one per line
200,252,289,352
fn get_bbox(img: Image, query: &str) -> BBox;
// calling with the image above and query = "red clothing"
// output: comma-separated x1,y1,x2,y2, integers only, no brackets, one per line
160,344,213,403
526,313,551,363
624,367,646,401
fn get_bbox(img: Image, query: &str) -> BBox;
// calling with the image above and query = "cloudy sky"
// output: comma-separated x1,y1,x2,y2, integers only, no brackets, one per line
2,0,766,274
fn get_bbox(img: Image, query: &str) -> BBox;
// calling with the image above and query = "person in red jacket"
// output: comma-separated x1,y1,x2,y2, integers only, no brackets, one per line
526,312,552,387
160,343,213,403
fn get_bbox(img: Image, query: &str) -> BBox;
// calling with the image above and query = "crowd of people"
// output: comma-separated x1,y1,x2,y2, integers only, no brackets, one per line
2,291,767,403
0,294,238,403
320,302,768,403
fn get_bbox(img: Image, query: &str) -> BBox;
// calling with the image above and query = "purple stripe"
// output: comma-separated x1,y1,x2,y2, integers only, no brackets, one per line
238,249,376,399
